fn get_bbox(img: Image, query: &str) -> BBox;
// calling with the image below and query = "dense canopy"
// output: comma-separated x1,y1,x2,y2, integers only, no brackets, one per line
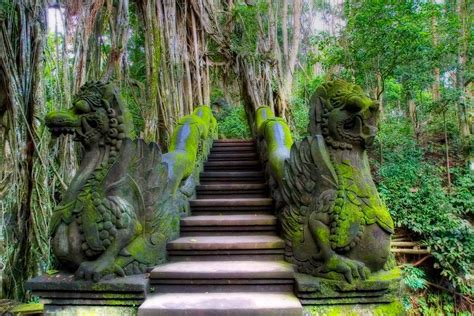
0,0,472,314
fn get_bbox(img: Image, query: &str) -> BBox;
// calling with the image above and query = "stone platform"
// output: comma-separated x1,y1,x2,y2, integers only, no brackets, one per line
26,273,148,315
295,268,401,306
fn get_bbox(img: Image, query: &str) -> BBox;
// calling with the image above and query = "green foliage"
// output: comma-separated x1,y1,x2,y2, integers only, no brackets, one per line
216,105,251,139
120,88,144,138
290,74,325,139
404,291,469,316
375,117,473,294
449,167,474,217
231,1,269,57
402,265,427,291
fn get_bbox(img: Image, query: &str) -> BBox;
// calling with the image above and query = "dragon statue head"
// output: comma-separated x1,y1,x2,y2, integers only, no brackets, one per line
310,79,379,150
45,81,128,155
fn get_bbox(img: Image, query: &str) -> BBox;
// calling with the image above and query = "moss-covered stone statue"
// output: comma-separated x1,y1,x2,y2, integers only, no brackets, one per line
280,80,394,283
45,81,214,282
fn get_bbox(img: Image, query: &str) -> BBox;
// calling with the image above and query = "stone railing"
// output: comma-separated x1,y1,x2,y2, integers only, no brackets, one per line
163,105,217,216
254,106,293,207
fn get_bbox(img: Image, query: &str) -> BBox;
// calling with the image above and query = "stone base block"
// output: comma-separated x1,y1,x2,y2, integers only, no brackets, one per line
295,268,401,306
26,273,148,315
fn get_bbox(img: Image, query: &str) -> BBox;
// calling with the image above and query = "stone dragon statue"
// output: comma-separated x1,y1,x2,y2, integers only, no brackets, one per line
279,80,394,283
45,81,214,281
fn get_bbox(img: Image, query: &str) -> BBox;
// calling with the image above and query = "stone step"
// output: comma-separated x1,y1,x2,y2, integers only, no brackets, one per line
148,260,294,292
190,198,273,212
214,139,255,143
213,140,256,147
197,183,268,194
207,152,259,161
167,235,285,261
199,171,265,183
210,146,256,153
138,292,303,316
204,160,261,171
180,214,277,236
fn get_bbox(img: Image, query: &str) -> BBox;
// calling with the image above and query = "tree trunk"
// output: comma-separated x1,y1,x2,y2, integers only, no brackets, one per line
431,0,440,102
0,0,47,300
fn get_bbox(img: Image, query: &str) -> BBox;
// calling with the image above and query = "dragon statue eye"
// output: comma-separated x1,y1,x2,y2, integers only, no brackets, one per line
75,100,91,113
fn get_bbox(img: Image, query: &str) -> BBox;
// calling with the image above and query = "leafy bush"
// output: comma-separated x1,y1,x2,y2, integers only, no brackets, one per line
375,118,474,294
403,265,427,291
449,167,474,217
216,104,251,139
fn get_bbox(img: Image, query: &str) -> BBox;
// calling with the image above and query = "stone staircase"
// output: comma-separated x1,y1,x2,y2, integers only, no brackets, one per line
139,139,303,315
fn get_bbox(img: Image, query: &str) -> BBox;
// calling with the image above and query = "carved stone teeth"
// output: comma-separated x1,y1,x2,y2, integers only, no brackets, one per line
85,250,94,257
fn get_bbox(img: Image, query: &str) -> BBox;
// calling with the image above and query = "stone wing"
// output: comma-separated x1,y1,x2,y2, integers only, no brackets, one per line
281,135,338,211
105,139,171,235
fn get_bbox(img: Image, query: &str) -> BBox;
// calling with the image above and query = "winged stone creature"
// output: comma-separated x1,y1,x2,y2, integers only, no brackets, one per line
280,80,394,283
45,81,181,281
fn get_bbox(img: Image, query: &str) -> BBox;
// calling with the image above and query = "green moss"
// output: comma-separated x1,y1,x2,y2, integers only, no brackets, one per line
45,109,80,127
169,115,204,162
255,106,275,135
163,108,216,194
330,159,394,250
304,300,405,316
193,105,217,138
262,117,294,182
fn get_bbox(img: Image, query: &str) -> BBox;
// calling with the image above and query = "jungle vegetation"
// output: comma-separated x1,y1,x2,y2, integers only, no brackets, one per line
0,0,472,314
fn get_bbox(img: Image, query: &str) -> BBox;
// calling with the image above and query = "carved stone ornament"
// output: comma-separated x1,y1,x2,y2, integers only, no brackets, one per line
45,81,186,281
280,79,395,283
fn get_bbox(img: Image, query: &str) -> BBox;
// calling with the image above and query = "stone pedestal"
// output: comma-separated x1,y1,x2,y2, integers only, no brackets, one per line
26,273,148,316
296,268,403,315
